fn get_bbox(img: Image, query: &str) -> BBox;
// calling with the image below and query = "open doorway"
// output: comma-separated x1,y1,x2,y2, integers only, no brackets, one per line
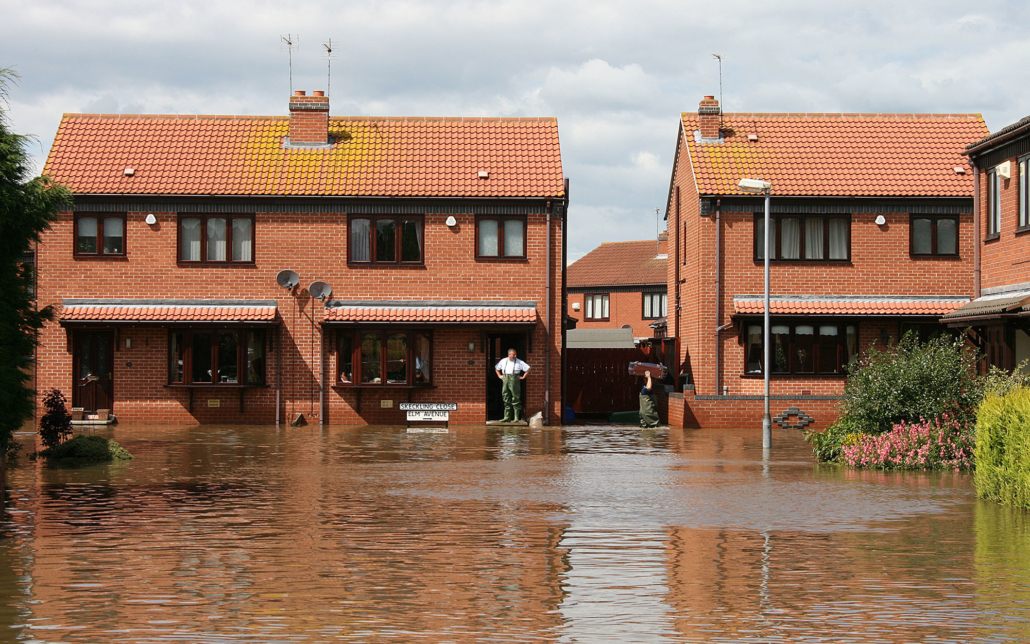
486,332,527,422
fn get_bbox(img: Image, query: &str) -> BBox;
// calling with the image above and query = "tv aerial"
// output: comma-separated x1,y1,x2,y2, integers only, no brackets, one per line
276,269,300,290
322,38,336,98
308,281,332,303
281,34,299,95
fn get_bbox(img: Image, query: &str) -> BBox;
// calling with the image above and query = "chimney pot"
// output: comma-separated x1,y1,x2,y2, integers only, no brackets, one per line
704,95,715,100
312,90,324,97
294,90,306,96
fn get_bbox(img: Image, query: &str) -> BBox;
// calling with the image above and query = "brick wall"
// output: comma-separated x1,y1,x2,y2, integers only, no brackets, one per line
36,208,564,425
566,290,664,338
979,156,1030,291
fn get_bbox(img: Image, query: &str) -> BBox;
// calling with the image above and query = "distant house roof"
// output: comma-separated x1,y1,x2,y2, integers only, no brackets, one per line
568,240,666,288
43,114,564,198
679,112,987,198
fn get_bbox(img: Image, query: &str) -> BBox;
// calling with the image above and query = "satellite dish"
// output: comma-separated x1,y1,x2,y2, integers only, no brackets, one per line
308,281,332,301
276,269,300,289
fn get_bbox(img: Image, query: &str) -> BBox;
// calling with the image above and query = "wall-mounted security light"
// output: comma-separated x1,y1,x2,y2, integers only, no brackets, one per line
875,215,886,226
144,213,157,225
997,161,1012,180
125,337,132,349
446,216,457,227
468,340,476,353
572,302,581,311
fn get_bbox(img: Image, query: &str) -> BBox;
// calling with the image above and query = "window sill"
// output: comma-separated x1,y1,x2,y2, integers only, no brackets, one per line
475,256,529,262
165,383,269,388
752,259,851,264
909,254,962,260
74,254,128,260
1016,225,1030,236
177,261,257,267
740,373,847,379
985,233,1001,243
332,384,436,390
346,262,427,269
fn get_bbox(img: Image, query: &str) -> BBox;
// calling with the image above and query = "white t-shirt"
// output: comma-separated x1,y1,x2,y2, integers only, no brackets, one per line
495,357,531,375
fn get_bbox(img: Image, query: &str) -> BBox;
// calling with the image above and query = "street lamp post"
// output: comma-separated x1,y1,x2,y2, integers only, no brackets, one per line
738,178,773,450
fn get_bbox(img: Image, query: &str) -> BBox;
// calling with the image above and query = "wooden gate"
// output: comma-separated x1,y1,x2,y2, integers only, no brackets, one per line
566,347,648,414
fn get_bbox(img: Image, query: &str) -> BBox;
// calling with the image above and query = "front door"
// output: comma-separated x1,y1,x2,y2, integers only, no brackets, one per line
73,330,114,412
486,332,527,421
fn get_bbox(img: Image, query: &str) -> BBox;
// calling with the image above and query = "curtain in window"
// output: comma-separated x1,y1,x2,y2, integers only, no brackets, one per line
504,219,524,256
746,325,763,373
103,217,123,254
479,219,499,256
937,218,957,255
169,332,184,383
828,218,848,259
661,295,667,316
600,295,609,319
77,217,98,253
1021,160,1028,227
585,296,593,319
246,332,264,384
415,333,431,384
180,217,201,261
804,218,824,259
772,325,790,372
207,217,227,261
780,218,800,259
795,325,815,372
401,219,422,262
990,174,1001,234
644,295,652,319
350,218,371,262
846,325,858,364
232,218,253,262
755,217,777,260
912,218,932,254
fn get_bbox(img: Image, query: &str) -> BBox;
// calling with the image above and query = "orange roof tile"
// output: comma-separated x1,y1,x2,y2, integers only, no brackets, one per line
733,296,969,316
568,240,667,288
60,299,277,322
324,301,537,324
682,112,987,197
43,114,564,198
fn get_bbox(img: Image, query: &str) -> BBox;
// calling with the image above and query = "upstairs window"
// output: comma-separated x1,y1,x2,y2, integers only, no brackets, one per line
348,215,423,265
745,322,858,375
179,215,254,264
477,216,526,259
754,214,849,261
1020,156,1028,229
910,215,959,256
643,293,667,319
987,170,1001,237
584,294,609,321
75,214,125,257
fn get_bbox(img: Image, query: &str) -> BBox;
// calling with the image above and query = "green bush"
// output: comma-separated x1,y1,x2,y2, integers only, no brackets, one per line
839,333,981,435
975,387,1030,509
807,417,863,463
38,434,133,464
38,388,72,449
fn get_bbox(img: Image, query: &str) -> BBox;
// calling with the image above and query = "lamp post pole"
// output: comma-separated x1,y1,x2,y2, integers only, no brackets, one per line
762,188,772,450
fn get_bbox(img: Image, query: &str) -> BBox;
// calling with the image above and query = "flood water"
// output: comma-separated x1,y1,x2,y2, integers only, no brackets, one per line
2,424,1030,643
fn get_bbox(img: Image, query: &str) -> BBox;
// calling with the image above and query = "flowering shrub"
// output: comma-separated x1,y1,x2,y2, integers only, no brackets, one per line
841,415,974,470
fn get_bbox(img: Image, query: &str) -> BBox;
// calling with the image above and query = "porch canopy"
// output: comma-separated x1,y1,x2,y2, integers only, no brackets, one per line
322,300,537,325
733,295,970,317
59,298,279,326
941,288,1030,325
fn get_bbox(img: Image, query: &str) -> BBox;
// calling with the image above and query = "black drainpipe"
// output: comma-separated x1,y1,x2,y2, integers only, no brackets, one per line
561,178,569,425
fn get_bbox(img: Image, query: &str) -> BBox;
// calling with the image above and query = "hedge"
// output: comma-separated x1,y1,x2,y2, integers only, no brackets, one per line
974,388,1030,509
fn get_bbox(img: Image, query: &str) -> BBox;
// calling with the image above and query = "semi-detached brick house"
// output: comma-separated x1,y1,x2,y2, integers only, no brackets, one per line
661,96,987,430
942,114,1030,367
566,235,667,340
36,90,567,425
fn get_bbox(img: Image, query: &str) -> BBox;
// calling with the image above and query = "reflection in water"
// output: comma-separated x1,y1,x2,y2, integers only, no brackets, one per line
0,425,1027,642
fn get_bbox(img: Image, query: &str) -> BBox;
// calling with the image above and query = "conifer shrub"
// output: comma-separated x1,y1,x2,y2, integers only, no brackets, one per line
38,388,72,449
974,388,1030,509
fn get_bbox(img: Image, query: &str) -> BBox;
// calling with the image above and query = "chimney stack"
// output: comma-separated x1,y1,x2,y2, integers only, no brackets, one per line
698,95,721,140
288,90,330,146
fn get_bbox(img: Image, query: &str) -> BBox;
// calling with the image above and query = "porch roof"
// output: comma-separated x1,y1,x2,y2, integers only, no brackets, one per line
940,289,1030,322
322,300,537,325
60,299,278,324
733,295,969,317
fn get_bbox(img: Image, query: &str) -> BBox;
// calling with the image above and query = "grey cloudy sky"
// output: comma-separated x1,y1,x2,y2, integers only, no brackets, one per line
3,0,1029,262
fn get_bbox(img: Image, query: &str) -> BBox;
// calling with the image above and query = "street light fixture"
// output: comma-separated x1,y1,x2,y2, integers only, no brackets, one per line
738,177,773,450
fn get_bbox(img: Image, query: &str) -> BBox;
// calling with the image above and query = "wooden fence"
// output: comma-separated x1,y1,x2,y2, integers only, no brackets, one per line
566,347,649,414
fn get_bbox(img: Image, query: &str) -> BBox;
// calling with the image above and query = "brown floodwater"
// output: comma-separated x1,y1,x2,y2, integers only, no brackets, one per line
2,423,1030,643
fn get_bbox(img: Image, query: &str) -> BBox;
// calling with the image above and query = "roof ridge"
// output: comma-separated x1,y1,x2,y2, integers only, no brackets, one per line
61,113,558,123
682,111,983,120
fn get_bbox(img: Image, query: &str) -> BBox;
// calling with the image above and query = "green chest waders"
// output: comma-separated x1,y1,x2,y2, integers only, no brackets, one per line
639,393,660,428
502,374,522,422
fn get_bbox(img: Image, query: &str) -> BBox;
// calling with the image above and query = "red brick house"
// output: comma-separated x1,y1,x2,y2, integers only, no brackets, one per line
661,96,986,430
36,91,567,425
566,236,667,339
942,114,1030,366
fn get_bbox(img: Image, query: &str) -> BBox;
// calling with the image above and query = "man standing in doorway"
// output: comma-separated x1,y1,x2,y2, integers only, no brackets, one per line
495,348,531,423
